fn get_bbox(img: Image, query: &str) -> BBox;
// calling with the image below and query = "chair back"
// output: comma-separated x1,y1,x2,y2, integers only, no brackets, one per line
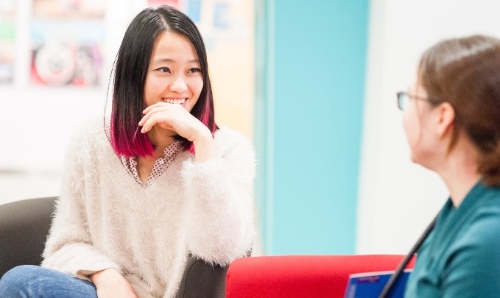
0,197,56,278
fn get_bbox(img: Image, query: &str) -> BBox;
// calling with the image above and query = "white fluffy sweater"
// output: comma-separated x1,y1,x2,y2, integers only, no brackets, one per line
41,119,255,298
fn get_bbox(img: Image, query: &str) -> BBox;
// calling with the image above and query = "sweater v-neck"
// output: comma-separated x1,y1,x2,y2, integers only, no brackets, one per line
103,121,185,188
121,141,182,188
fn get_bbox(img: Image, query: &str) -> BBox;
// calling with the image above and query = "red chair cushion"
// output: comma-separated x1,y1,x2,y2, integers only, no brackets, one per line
226,255,414,298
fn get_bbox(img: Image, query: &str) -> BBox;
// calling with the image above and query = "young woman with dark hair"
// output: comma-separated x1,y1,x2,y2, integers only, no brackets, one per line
397,35,500,297
0,5,255,298
111,5,216,157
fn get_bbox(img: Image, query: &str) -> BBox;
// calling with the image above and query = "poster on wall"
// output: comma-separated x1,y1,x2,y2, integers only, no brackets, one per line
0,0,16,83
30,0,106,87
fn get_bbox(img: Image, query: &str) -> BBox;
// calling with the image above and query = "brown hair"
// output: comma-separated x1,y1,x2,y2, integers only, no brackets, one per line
418,35,500,186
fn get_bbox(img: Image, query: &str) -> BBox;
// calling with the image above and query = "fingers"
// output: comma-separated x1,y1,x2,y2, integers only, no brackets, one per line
139,102,182,133
142,101,168,114
140,102,170,125
139,106,166,132
138,102,203,139
140,113,175,133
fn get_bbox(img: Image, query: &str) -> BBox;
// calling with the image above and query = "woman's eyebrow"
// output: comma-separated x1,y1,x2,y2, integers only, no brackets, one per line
152,58,199,63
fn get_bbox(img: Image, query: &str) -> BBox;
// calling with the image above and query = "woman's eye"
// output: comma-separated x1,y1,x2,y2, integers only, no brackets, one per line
157,67,171,73
188,68,201,73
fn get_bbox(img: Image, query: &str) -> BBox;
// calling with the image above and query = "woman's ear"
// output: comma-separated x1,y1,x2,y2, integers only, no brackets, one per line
435,102,455,138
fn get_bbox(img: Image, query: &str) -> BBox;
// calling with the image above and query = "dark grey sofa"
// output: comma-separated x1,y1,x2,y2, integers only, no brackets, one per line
0,197,227,297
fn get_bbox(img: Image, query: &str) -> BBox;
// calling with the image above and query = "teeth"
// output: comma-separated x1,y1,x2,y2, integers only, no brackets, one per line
163,98,186,104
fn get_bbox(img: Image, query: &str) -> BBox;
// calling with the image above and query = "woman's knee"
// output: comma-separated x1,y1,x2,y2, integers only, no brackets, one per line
0,265,42,296
0,265,97,298
1,265,40,284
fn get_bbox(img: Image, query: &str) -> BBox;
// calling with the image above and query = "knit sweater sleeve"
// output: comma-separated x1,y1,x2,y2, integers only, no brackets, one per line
41,120,120,280
180,127,256,266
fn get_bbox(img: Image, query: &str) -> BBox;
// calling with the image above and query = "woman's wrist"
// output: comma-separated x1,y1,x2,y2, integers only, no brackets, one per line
90,268,116,286
192,127,215,163
89,268,137,297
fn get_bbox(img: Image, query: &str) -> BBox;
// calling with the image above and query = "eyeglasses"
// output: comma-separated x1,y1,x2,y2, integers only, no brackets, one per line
396,91,430,110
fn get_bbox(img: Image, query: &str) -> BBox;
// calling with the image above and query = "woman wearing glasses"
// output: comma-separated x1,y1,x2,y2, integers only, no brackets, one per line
398,35,500,297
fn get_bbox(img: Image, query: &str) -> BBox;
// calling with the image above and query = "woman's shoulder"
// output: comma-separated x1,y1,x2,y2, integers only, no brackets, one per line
66,116,108,152
213,126,255,159
463,200,500,248
214,126,245,138
70,116,106,139
214,127,253,149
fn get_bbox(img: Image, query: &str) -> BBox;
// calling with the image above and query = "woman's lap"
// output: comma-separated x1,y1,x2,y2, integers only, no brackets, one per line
0,265,97,298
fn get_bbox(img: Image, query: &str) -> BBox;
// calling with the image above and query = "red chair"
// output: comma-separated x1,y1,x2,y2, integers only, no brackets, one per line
226,255,414,298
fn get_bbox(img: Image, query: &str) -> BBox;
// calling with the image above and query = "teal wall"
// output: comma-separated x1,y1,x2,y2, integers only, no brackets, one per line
255,0,370,254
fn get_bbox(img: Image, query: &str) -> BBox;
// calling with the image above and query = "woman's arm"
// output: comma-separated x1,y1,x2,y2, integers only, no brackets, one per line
42,123,121,280
181,128,256,265
139,103,256,264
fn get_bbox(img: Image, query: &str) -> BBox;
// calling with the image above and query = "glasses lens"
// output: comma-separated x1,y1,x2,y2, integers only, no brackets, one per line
397,92,409,110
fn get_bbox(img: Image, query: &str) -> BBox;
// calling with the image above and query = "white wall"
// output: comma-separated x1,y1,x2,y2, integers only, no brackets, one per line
0,0,143,173
358,0,500,254
0,0,255,206
0,0,142,203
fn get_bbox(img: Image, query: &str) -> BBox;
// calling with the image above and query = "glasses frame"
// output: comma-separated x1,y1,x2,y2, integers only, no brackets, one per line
396,91,431,110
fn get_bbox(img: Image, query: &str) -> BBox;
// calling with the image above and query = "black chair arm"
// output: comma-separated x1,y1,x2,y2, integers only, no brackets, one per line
175,256,227,298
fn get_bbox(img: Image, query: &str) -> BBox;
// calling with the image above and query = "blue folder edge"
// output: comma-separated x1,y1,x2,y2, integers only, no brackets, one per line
344,269,412,298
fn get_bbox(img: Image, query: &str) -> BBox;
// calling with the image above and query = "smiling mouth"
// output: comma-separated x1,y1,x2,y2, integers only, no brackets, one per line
163,98,186,104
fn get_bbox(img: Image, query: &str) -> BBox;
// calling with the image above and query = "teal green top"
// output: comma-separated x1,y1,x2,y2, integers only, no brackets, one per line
405,181,500,297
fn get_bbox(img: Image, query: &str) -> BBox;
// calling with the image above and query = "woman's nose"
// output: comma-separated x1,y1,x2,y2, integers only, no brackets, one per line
169,76,188,92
